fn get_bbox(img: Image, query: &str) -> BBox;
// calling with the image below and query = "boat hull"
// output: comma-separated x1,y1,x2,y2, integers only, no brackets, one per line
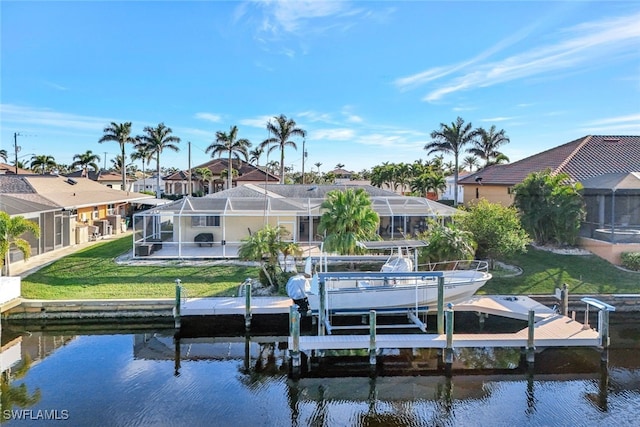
305,271,492,312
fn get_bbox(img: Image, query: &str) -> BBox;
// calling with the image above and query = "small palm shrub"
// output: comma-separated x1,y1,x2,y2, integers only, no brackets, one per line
621,252,640,271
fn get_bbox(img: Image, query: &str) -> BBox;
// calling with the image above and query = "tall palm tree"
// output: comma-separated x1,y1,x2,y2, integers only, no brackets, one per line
318,188,380,255
131,139,154,179
468,125,510,166
99,122,135,190
206,125,251,190
462,155,480,172
314,162,322,173
260,114,306,184
0,149,7,162
0,211,40,276
425,117,478,205
249,147,263,166
137,123,181,198
29,154,57,174
70,150,101,176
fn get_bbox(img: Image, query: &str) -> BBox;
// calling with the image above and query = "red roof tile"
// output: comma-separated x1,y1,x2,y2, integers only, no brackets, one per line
459,135,640,185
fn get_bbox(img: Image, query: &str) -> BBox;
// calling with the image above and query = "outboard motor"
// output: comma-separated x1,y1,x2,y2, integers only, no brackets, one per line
286,274,310,315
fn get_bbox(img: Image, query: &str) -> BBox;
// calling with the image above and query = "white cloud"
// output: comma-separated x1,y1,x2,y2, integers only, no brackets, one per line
585,114,640,126
238,114,276,128
298,110,334,123
480,116,516,122
0,104,110,131
396,12,640,102
310,128,355,140
194,112,222,123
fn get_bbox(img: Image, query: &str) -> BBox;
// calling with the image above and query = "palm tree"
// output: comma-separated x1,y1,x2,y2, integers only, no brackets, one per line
206,125,251,190
29,154,57,174
131,139,154,179
335,163,345,170
0,149,7,162
137,123,181,198
70,150,101,176
318,188,380,255
0,211,40,276
192,167,213,195
249,147,263,166
468,125,510,166
462,155,480,172
425,117,479,205
260,114,307,184
99,122,135,190
314,162,322,173
110,155,132,176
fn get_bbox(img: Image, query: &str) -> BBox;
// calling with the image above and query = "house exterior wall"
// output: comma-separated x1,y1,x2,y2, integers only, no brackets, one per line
463,184,515,206
580,237,640,265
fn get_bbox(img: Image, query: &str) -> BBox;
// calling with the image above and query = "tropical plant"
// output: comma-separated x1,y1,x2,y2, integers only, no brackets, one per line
513,169,585,246
29,154,57,174
99,122,135,189
249,147,264,166
468,125,510,166
318,188,380,255
314,162,322,173
455,199,530,268
206,125,251,190
335,163,345,169
192,167,213,195
237,224,301,289
0,148,7,162
70,150,101,176
260,114,307,184
0,211,40,276
131,139,154,179
137,123,181,198
410,172,447,198
462,155,480,172
425,117,478,205
417,220,476,265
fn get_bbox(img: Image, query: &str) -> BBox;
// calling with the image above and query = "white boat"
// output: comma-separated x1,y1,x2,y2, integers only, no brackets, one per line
286,240,492,314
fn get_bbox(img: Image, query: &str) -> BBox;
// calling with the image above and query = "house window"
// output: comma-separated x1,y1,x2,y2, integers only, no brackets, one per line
475,188,479,199
92,207,99,220
192,215,220,227
507,187,514,195
107,204,115,216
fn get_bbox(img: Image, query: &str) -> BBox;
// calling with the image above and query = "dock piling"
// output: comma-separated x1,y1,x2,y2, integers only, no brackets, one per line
444,305,454,365
290,306,301,372
369,310,377,365
244,279,252,330
527,309,535,364
174,279,182,329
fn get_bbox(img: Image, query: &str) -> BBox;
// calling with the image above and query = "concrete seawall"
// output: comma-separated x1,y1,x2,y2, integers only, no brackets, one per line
3,294,640,321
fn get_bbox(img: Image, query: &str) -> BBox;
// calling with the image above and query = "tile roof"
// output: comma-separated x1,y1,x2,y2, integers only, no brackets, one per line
65,169,123,182
0,175,153,209
0,162,32,175
164,159,278,182
459,135,640,185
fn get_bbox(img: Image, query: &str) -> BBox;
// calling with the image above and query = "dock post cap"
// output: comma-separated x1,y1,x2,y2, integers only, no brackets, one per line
175,278,182,284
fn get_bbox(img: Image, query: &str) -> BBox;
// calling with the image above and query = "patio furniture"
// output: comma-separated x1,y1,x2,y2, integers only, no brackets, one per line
195,233,214,247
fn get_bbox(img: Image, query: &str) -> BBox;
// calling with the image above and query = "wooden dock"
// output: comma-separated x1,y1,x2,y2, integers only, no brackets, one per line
287,313,601,352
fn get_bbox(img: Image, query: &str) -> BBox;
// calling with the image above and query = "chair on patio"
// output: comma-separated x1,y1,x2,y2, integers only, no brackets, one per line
88,225,101,241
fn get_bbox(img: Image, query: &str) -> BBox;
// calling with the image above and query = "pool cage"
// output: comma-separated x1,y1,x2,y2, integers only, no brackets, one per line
132,192,460,259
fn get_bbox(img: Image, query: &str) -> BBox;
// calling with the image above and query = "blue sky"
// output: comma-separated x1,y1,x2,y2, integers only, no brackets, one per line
1,1,639,174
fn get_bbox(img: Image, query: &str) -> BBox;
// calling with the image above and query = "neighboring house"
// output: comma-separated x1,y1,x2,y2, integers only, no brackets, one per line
441,172,469,202
65,169,130,191
132,183,460,259
459,135,640,206
163,159,278,196
132,175,164,195
0,162,32,175
0,175,154,268
331,168,354,184
579,172,640,264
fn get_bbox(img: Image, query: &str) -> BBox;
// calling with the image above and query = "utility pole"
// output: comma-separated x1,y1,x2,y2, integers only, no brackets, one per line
301,138,306,185
14,132,21,174
187,141,192,196
103,152,108,171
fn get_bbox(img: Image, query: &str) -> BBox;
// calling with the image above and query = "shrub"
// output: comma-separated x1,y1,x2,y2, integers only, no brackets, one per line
621,252,640,271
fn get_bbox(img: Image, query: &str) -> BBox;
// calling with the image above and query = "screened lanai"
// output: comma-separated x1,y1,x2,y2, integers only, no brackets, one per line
132,184,461,259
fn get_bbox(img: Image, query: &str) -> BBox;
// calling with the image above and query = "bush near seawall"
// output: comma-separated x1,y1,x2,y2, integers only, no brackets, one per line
621,252,640,271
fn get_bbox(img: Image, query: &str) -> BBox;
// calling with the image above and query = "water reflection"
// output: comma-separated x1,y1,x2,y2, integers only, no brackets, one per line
0,316,639,426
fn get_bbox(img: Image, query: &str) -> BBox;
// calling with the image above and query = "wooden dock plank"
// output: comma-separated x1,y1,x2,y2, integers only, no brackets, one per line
181,296,292,316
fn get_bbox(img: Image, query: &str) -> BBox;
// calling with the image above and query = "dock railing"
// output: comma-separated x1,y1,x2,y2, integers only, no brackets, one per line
580,297,616,349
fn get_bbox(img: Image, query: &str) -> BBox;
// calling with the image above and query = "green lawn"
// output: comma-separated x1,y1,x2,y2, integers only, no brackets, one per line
20,236,639,300
21,236,260,300
481,247,640,295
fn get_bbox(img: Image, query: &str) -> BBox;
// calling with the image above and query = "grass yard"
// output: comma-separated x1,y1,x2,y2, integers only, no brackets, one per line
20,237,639,300
21,236,260,300
482,246,640,295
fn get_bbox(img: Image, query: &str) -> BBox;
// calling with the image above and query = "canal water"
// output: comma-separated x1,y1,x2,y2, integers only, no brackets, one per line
1,313,639,426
